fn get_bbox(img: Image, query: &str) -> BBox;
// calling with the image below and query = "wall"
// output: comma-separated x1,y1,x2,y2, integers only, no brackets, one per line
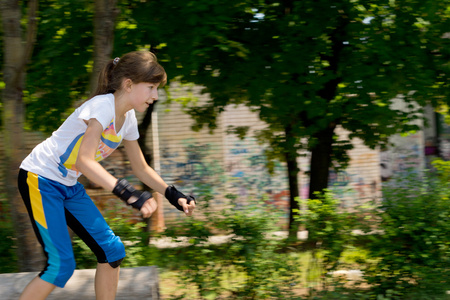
379,96,425,184
153,85,383,225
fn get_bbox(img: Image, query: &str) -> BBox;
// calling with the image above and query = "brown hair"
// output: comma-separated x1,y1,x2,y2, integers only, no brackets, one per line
92,50,167,97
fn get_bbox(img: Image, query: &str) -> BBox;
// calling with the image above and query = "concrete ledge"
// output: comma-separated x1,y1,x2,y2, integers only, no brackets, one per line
0,266,159,300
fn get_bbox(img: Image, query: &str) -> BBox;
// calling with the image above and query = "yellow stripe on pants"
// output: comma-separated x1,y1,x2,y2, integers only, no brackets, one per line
27,172,48,229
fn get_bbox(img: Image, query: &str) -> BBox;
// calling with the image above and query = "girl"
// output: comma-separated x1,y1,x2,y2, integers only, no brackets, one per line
17,50,195,300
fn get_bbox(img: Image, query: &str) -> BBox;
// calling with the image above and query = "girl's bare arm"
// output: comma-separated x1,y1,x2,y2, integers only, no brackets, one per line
123,139,195,216
122,139,168,194
75,118,118,191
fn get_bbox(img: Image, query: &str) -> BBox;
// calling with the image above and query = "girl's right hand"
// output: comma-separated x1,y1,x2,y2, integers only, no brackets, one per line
138,197,158,218
178,197,196,216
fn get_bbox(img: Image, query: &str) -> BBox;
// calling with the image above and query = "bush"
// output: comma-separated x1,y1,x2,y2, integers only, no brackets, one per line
363,166,450,299
432,158,450,184
298,191,358,269
296,191,364,296
160,192,301,300
292,172,450,300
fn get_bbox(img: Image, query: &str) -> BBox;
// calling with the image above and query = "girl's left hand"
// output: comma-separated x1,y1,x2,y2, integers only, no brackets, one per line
178,198,196,216
140,197,158,218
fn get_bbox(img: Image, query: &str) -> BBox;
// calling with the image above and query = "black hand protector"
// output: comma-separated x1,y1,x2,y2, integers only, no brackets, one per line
164,185,196,212
112,178,152,210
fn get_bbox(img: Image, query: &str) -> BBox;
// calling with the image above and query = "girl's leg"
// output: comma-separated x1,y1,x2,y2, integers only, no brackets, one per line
18,170,76,296
95,263,120,300
19,277,56,300
64,183,126,300
19,263,121,300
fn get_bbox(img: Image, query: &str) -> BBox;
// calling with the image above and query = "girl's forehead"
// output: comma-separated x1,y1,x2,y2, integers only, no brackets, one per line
143,82,161,86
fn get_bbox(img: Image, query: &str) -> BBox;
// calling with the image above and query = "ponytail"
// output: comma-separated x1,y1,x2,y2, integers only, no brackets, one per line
89,51,167,99
91,59,116,97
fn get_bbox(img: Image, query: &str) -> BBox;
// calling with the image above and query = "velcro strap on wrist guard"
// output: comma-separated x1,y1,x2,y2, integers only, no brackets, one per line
113,179,135,201
130,191,152,210
165,185,196,212
113,179,152,210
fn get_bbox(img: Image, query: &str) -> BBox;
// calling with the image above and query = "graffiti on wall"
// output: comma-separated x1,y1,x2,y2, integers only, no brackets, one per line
328,170,378,208
160,140,226,201
380,133,424,182
159,137,291,213
159,136,383,215
298,149,380,208
226,139,290,212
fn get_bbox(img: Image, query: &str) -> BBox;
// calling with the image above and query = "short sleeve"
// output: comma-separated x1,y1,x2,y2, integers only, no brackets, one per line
123,109,140,141
77,94,114,130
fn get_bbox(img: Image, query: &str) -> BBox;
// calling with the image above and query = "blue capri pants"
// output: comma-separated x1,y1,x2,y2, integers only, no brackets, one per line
18,169,126,288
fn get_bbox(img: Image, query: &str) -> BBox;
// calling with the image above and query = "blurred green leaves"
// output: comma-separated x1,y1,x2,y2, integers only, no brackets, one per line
16,0,450,157
25,0,94,133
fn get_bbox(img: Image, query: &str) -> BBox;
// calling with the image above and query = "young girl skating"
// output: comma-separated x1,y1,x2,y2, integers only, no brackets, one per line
18,50,195,300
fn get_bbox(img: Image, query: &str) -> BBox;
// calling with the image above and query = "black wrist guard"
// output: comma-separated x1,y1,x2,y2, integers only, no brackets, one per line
112,178,152,210
165,185,196,212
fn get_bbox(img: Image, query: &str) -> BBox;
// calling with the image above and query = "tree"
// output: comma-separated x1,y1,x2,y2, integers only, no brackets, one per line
1,0,42,270
89,0,119,92
124,0,450,238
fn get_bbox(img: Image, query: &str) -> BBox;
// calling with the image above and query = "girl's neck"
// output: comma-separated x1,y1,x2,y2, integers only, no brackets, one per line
113,91,132,117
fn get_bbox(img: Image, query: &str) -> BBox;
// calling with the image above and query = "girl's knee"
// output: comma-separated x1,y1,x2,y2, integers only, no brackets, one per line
58,257,76,287
105,237,126,266
113,237,126,257
43,256,76,288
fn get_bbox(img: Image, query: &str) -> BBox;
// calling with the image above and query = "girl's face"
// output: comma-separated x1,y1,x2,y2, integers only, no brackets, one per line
128,81,160,112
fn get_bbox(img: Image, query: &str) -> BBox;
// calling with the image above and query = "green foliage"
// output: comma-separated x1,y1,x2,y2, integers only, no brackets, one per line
432,158,450,184
160,191,300,299
25,0,94,133
295,191,366,297
134,0,450,158
291,174,450,299
297,191,357,273
363,171,450,299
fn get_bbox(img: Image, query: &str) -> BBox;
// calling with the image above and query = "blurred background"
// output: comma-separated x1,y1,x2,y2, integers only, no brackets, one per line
1,0,450,299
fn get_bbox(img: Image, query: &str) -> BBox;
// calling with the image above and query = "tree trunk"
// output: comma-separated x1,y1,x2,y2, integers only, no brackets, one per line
308,125,336,199
308,15,347,199
1,0,42,271
286,152,300,240
284,125,300,240
89,0,119,92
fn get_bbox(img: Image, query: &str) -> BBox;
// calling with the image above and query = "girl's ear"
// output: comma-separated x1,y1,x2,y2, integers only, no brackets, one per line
123,78,133,92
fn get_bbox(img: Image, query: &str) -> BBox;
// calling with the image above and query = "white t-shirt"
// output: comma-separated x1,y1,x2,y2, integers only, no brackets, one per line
20,93,140,186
